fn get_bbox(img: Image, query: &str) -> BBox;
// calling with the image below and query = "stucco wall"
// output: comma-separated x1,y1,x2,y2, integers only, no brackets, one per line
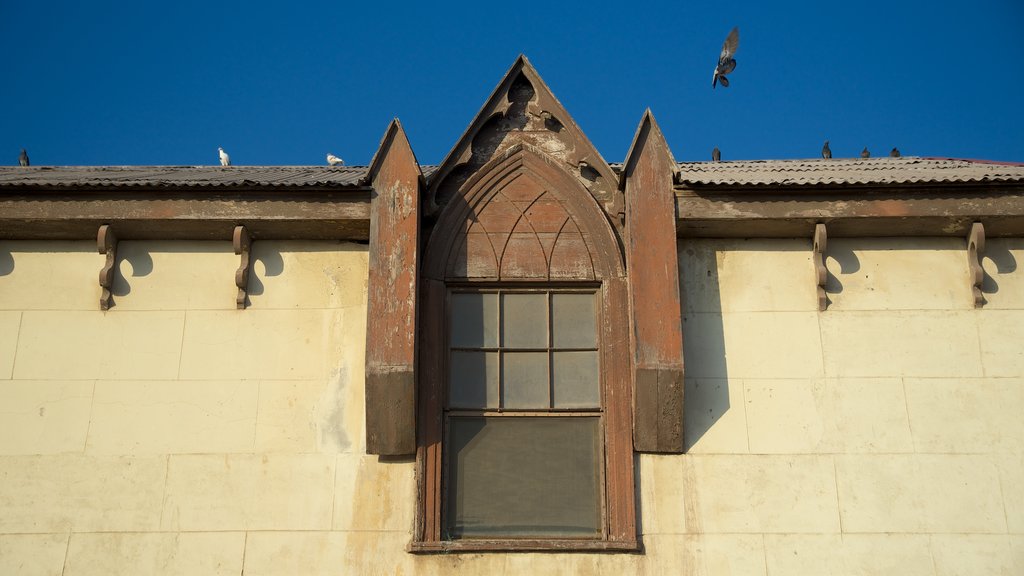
674,237,1023,575
0,238,1021,575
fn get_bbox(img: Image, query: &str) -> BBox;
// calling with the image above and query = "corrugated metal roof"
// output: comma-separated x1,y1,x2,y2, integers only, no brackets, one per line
0,166,372,188
2,158,1021,189
676,156,1024,186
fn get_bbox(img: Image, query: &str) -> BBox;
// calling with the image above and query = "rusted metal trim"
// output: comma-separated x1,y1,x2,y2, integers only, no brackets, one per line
967,222,986,308
97,224,117,310
814,223,828,311
233,225,251,309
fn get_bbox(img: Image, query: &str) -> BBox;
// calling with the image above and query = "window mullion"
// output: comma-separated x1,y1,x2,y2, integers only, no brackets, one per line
497,289,504,410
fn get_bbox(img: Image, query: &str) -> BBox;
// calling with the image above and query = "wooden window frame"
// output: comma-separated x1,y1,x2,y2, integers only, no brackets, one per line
414,147,637,553
442,286,604,541
413,280,636,553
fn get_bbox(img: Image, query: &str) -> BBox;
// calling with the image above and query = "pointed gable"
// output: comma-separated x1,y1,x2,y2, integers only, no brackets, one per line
423,56,625,283
427,56,623,224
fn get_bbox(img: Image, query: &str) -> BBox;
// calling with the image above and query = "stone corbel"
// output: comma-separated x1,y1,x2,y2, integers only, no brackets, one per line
97,224,118,310
233,225,251,309
814,223,828,311
967,222,985,308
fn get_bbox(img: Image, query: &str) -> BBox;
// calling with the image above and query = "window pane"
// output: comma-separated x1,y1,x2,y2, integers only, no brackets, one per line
551,293,597,348
502,352,549,408
501,293,547,348
552,351,600,408
451,293,498,348
450,351,499,408
446,417,601,538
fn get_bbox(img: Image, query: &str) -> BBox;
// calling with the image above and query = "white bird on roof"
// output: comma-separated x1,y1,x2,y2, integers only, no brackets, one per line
218,147,231,167
326,153,344,166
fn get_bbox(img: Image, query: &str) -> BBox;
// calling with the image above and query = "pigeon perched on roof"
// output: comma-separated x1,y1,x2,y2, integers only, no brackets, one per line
890,147,901,158
822,141,831,159
712,27,739,89
19,148,29,167
326,153,344,166
861,147,871,159
712,147,721,162
218,147,231,167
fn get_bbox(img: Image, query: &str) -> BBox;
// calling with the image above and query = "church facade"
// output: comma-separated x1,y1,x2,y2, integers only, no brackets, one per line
1,57,1022,574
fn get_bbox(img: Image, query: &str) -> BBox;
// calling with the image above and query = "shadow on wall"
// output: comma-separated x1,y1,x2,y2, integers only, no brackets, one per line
112,241,363,298
0,240,96,277
823,236,1017,300
114,241,241,297
981,239,1018,295
678,240,729,451
0,249,12,276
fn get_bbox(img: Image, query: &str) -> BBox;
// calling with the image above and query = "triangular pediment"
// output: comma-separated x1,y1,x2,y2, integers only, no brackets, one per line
427,56,622,224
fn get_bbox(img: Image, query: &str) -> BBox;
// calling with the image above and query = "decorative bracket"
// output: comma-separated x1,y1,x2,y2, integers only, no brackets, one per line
233,225,251,309
97,224,118,310
813,223,828,311
967,222,985,308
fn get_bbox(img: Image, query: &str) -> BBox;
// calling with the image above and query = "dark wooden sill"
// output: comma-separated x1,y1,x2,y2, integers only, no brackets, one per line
408,538,640,554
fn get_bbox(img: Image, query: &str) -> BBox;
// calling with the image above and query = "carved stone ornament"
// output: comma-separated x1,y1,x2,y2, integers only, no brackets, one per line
233,225,251,309
97,224,118,310
814,223,828,311
427,56,623,233
967,222,985,308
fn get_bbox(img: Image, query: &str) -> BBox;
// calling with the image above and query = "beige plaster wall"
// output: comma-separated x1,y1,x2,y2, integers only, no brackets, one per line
676,237,1024,576
0,237,1021,575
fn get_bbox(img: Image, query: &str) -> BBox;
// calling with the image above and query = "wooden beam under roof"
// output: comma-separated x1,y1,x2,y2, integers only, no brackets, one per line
675,184,1024,237
0,188,371,241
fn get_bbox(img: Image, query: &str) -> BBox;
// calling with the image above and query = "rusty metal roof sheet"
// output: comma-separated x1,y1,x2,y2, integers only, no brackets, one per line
0,165,373,188
675,156,1024,186
2,157,1021,189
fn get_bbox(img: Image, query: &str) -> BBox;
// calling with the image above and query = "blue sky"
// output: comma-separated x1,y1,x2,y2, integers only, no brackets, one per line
2,1,1022,166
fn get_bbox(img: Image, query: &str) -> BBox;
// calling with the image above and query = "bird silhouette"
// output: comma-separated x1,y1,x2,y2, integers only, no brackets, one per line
218,147,231,167
326,153,344,166
890,147,901,158
822,141,831,159
712,147,721,162
861,147,871,159
19,148,29,167
712,27,739,89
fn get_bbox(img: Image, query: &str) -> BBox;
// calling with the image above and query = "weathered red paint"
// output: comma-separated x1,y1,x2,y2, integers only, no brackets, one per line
364,120,422,456
622,111,685,454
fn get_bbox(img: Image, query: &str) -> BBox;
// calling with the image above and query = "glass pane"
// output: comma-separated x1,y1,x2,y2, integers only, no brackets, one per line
551,293,597,348
552,351,600,408
501,293,547,348
502,352,549,408
446,417,601,538
451,293,498,348
450,351,499,408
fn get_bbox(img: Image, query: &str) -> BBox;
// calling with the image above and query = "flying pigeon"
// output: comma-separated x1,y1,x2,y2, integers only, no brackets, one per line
326,153,344,166
890,147,901,158
19,148,29,167
822,141,831,159
218,147,231,167
712,147,721,162
861,147,871,159
712,27,739,89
